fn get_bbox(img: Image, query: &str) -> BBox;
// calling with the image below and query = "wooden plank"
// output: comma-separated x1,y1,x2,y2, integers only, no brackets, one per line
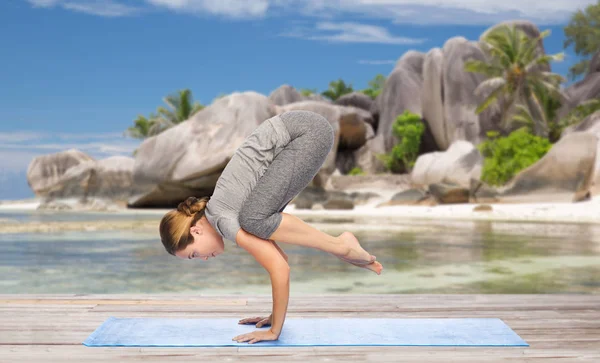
0,294,599,362
0,299,246,306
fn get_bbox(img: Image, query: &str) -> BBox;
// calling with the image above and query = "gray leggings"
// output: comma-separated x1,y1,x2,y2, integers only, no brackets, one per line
238,110,334,239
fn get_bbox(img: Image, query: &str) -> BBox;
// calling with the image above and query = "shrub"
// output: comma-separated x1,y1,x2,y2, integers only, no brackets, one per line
379,111,425,173
348,167,365,176
477,128,552,186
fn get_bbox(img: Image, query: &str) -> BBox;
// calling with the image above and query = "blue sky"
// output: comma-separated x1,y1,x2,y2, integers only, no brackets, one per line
0,0,596,200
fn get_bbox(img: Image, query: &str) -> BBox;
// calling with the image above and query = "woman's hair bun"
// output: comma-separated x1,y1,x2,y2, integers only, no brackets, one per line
177,196,207,217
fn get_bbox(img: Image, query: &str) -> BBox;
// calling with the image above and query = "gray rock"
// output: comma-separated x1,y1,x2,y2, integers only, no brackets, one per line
131,91,277,207
590,51,600,74
323,199,354,210
27,149,94,196
377,51,425,152
335,92,374,112
429,182,470,204
45,156,136,202
442,37,492,146
385,188,431,206
562,111,600,196
268,84,305,106
411,140,482,188
421,48,448,149
500,132,598,202
469,178,500,203
348,191,381,205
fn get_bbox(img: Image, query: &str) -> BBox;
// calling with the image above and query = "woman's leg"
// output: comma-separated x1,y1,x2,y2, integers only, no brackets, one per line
238,111,379,270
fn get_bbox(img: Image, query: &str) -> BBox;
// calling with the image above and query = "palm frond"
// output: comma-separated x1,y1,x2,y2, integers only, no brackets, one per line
474,77,506,96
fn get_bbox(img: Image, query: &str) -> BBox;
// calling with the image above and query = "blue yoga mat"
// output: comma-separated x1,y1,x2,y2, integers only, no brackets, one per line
83,317,528,347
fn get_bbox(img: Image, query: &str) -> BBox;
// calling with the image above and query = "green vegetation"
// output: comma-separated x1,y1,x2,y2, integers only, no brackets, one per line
299,88,318,97
379,111,425,173
359,74,386,99
556,98,600,134
563,1,600,80
465,24,565,137
348,167,365,176
477,128,552,186
321,79,354,101
125,89,204,139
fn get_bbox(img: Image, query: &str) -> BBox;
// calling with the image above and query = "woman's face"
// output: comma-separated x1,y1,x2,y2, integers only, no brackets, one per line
174,216,225,261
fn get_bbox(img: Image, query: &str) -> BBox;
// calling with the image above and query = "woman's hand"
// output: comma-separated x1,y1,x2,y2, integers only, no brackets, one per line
233,329,279,344
238,314,272,328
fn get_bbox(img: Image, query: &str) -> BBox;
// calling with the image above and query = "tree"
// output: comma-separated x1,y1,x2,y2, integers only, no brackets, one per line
299,88,318,97
125,89,204,139
152,89,204,132
465,25,566,137
564,1,600,80
125,114,157,139
360,74,386,99
321,79,353,101
378,111,425,173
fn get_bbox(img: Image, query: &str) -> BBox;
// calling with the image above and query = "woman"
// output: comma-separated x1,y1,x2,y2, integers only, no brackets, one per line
159,110,383,344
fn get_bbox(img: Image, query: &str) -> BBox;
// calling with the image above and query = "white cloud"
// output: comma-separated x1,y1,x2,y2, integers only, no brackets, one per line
283,21,426,44
358,59,396,65
27,0,139,17
282,0,596,25
146,0,269,18
0,131,140,173
26,0,597,24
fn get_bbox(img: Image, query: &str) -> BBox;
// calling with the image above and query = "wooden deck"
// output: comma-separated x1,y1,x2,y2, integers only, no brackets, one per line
1,294,599,362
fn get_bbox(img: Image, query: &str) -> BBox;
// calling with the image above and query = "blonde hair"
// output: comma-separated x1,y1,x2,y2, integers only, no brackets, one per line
160,196,210,256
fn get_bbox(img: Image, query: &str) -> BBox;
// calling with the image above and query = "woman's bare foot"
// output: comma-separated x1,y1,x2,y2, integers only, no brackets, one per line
348,260,384,275
335,231,378,267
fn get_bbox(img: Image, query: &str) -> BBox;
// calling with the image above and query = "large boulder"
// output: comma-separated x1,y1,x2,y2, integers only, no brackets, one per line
411,140,483,188
27,149,94,196
442,37,494,146
421,48,448,149
558,51,600,119
131,92,277,207
335,92,374,112
562,111,600,195
499,132,598,202
376,51,425,152
45,156,136,201
268,84,305,106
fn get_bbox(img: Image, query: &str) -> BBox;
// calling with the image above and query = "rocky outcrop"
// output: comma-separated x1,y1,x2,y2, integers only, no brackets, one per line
27,149,94,196
472,132,598,203
376,51,425,152
442,37,493,146
45,156,136,201
421,48,447,149
131,92,277,207
562,111,600,195
419,21,543,151
335,92,374,112
268,84,305,106
558,51,600,119
411,141,483,188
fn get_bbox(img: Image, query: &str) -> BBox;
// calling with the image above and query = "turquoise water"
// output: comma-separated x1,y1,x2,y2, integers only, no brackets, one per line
0,211,599,294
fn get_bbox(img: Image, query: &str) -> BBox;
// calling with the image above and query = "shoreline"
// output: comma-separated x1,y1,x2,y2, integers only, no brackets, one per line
1,195,599,227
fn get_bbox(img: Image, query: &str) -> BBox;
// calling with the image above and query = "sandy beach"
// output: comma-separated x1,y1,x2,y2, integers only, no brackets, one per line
1,192,599,235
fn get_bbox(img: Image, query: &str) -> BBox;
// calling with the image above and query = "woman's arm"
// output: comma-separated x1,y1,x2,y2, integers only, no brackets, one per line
234,228,290,342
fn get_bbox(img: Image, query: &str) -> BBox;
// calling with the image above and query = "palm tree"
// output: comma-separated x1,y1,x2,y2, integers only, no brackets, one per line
151,89,205,133
321,79,354,101
125,89,204,139
125,114,157,139
465,25,567,136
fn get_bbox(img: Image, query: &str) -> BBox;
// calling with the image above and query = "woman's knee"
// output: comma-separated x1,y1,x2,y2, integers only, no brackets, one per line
238,213,279,240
